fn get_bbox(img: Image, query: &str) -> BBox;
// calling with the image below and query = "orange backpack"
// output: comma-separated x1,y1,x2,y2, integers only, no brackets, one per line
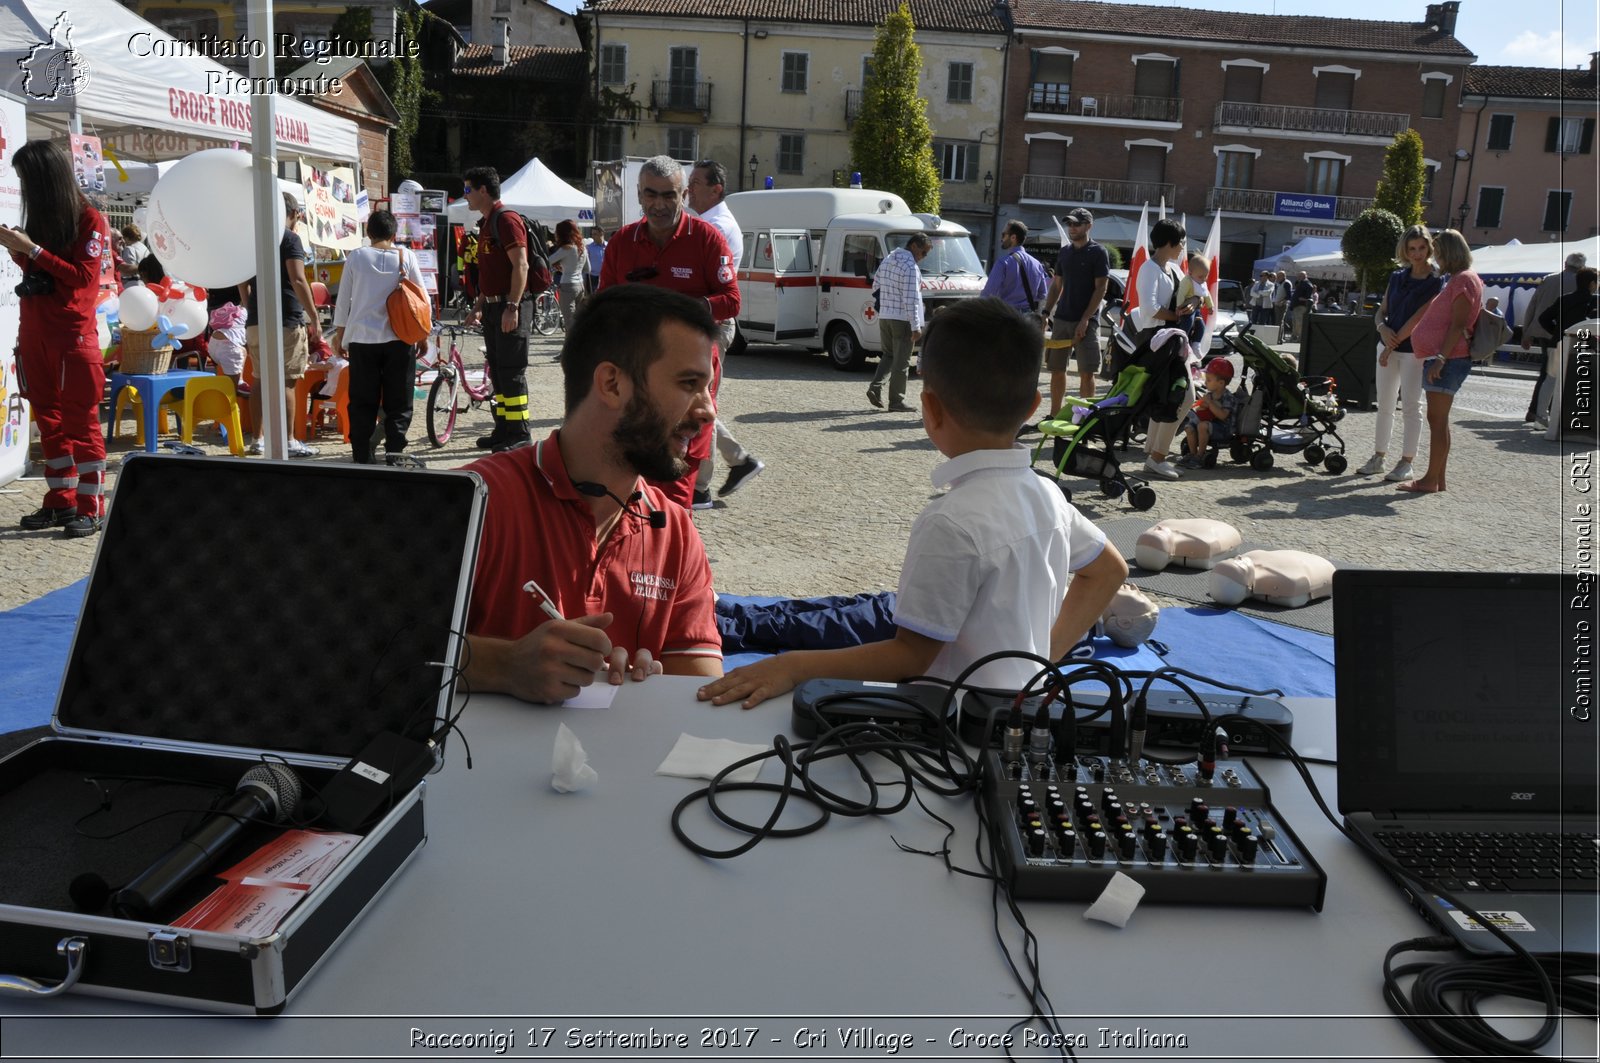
386,247,432,345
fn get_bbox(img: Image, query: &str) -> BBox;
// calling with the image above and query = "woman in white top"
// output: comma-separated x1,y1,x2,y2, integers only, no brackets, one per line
1130,218,1197,480
331,209,427,464
548,219,587,332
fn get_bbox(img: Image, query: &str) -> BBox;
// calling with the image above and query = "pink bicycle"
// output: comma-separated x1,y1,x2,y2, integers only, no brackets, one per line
424,326,492,446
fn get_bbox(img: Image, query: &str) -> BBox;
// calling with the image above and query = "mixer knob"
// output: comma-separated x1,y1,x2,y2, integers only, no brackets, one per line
1087,830,1107,859
1207,827,1228,860
1147,831,1167,861
1027,828,1047,857
1116,827,1136,860
1190,800,1210,820
1237,830,1258,863
1176,828,1198,862
1223,806,1240,831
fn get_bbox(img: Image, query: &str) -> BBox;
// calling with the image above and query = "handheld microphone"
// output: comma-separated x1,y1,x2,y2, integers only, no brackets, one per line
112,764,302,922
574,481,668,529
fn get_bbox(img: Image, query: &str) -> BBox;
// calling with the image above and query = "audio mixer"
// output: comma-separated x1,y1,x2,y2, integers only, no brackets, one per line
980,748,1327,909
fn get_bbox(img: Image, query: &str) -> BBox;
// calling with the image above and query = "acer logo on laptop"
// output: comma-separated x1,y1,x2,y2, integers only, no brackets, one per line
1510,792,1536,800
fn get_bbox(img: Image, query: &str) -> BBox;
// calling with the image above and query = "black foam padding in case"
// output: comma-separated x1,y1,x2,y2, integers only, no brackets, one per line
56,456,484,759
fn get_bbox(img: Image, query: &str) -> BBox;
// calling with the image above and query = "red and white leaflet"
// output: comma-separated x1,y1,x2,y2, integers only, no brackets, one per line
172,882,306,936
216,829,360,891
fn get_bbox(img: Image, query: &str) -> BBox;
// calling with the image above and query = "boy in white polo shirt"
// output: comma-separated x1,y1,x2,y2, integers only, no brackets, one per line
698,298,1127,707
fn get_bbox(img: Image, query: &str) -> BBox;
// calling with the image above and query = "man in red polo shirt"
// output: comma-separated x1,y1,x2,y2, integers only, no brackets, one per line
463,285,724,704
599,155,739,508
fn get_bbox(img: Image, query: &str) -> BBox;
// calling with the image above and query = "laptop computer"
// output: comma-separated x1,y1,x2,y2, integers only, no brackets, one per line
1333,569,1598,955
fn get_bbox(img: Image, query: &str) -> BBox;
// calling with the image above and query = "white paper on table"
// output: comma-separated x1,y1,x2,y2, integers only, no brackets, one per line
563,681,619,709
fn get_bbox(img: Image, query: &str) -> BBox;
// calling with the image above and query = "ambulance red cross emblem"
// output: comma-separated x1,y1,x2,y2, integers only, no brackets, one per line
863,306,876,321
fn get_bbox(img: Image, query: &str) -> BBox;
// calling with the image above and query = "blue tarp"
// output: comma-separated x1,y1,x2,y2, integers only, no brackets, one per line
0,584,1334,738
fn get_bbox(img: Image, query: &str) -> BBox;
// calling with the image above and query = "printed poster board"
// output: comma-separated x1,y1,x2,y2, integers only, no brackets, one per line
68,133,105,193
301,164,360,251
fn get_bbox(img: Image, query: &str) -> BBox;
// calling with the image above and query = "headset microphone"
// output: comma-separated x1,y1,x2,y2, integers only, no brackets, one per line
574,481,668,529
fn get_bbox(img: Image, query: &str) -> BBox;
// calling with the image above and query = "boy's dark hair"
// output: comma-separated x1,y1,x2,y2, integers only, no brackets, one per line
463,166,501,199
562,285,717,415
137,253,164,285
1149,218,1187,250
366,209,398,241
920,297,1041,434
1577,267,1597,290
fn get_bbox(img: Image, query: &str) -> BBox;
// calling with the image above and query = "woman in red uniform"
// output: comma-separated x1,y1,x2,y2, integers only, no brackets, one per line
1,141,108,538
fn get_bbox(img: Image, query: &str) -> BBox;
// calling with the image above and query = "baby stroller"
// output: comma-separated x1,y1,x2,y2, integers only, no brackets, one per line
1215,324,1348,473
1033,330,1190,510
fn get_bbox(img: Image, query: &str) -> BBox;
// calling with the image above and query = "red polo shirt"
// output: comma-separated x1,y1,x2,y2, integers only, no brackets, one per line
599,212,737,505
465,431,722,664
598,212,740,322
475,202,527,300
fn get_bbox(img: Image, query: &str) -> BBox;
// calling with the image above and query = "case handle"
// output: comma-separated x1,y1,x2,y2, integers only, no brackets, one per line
0,937,88,997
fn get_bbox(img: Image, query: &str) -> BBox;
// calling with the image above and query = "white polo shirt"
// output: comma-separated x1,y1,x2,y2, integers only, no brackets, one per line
894,446,1108,690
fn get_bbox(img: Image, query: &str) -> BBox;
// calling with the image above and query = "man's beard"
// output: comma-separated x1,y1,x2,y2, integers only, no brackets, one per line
612,390,691,482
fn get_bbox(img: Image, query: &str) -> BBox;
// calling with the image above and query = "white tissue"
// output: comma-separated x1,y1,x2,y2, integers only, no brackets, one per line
551,723,598,793
655,734,769,784
1083,870,1146,927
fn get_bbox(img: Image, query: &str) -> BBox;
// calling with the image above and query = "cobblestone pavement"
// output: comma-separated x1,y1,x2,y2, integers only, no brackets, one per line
0,331,1585,613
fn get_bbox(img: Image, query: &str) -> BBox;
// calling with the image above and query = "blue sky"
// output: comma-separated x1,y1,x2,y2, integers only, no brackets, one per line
534,0,1598,68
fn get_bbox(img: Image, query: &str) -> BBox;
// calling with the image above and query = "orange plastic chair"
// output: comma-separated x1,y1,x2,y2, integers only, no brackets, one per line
305,367,351,443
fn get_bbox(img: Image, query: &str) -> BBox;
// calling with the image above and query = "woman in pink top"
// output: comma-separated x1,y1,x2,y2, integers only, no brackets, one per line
1397,229,1481,494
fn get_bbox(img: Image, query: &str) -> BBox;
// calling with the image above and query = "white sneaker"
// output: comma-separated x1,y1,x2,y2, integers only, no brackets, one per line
1383,459,1414,482
1356,454,1386,476
287,439,319,459
1143,457,1181,481
246,438,264,456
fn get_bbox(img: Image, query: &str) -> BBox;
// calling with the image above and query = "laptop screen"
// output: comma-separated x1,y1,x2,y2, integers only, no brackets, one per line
1334,570,1596,818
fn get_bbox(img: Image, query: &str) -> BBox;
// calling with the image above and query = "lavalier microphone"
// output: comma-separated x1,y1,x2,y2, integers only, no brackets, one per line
574,481,668,529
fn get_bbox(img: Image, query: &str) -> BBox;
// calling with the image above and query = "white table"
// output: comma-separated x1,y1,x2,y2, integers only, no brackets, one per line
1,680,1580,1059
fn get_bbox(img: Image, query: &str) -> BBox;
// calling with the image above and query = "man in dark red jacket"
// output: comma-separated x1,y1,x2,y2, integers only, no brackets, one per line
598,155,739,509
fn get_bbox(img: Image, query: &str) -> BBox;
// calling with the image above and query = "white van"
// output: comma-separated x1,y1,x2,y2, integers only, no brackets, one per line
723,188,986,370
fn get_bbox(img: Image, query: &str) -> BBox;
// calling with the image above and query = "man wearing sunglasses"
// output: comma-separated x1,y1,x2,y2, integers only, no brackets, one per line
1039,207,1108,416
599,155,740,509
463,166,533,452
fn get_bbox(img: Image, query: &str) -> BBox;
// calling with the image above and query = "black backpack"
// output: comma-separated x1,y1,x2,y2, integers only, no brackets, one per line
485,206,554,295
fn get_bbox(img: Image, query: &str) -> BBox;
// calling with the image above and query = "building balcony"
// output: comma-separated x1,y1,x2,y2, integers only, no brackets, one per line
1019,173,1177,209
1026,87,1183,127
650,80,712,120
844,88,862,128
1207,186,1374,222
1213,101,1410,143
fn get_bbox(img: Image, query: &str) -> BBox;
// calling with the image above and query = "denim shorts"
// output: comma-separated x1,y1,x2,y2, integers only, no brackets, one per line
1421,356,1472,395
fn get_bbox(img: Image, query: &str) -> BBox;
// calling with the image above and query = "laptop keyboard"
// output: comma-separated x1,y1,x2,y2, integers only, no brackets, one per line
1373,830,1600,892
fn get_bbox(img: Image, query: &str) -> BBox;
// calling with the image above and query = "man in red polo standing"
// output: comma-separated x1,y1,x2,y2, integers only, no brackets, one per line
599,155,739,508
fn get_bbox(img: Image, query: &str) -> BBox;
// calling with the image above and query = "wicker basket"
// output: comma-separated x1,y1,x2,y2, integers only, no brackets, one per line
117,327,174,375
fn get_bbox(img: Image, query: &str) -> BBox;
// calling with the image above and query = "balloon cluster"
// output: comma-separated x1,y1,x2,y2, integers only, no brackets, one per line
146,149,284,288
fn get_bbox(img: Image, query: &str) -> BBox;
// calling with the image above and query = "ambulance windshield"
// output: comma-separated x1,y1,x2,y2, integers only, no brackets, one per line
888,233,983,276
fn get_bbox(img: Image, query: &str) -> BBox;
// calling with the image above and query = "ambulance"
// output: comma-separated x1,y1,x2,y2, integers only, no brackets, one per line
723,188,987,370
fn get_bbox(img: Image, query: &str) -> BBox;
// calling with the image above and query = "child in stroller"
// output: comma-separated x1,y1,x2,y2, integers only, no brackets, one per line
1177,356,1241,469
1217,324,1347,472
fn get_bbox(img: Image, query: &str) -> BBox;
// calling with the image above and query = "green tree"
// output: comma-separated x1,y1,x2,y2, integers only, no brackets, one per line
848,3,940,213
1341,207,1405,304
1373,129,1426,228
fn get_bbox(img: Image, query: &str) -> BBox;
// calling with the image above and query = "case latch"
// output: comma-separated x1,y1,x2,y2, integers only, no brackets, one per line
147,930,192,973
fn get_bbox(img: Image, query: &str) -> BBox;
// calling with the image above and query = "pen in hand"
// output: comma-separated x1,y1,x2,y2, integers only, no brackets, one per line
522,579,565,623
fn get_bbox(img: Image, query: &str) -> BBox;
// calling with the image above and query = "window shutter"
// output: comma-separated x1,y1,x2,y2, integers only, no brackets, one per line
1028,49,1039,83
1545,116,1560,152
1581,118,1596,154
1172,57,1181,94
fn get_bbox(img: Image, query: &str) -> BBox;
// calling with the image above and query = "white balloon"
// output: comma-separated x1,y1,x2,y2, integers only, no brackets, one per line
162,297,208,340
120,286,160,331
131,206,148,231
146,149,285,288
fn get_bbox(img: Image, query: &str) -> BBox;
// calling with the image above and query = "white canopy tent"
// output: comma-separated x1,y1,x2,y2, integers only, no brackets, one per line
0,0,359,162
445,157,595,226
100,159,301,207
1252,236,1346,279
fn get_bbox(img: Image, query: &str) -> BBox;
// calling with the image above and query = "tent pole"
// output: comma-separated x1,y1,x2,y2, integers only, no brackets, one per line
248,0,288,458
